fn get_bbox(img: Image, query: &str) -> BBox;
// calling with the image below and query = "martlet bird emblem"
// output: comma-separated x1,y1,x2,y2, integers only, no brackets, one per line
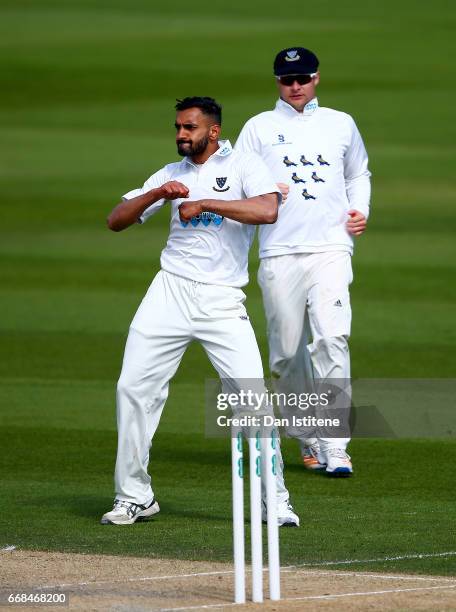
291,173,306,184
283,156,297,167
311,172,325,183
302,189,316,200
300,155,314,166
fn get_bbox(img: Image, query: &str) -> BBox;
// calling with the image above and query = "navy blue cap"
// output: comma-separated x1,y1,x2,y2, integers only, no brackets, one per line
273,47,319,76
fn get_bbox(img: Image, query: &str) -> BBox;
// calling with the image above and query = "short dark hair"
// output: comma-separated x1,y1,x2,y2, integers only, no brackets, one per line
175,96,222,125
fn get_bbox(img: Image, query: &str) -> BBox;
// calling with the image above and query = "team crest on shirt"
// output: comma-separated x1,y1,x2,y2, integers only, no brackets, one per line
285,50,300,62
213,177,230,192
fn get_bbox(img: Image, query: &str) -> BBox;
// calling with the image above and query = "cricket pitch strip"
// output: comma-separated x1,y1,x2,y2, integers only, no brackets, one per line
1,549,456,611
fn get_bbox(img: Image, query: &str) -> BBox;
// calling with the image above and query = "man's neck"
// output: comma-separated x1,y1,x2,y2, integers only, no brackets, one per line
279,96,318,114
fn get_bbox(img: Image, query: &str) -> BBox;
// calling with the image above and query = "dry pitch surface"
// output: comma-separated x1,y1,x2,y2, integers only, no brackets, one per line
1,550,456,611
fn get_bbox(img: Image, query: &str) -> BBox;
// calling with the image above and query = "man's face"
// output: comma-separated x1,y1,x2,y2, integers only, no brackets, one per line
276,73,320,112
175,108,216,157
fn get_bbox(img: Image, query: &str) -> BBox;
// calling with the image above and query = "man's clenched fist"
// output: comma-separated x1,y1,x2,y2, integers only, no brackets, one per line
160,181,190,200
179,201,203,222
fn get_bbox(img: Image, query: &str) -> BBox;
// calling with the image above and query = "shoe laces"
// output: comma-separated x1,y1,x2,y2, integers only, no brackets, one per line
326,448,350,460
113,499,140,518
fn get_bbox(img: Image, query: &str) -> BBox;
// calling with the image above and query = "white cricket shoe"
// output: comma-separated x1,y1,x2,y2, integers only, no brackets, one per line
262,500,300,527
301,440,326,471
100,498,160,525
325,448,353,476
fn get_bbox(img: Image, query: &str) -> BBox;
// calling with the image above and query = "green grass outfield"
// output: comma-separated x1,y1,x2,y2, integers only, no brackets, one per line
1,0,456,576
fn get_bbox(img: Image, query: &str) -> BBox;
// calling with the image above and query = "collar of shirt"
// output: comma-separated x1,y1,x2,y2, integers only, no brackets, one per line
184,139,233,168
275,97,319,120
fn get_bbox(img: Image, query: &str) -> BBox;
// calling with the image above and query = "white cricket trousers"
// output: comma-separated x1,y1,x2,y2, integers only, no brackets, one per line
114,269,290,506
258,251,352,451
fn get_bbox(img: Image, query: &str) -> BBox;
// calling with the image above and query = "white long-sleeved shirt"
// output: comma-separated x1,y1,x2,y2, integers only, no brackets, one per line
122,141,280,287
235,98,371,258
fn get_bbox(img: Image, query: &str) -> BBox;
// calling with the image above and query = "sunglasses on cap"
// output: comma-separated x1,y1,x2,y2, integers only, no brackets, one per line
276,73,317,86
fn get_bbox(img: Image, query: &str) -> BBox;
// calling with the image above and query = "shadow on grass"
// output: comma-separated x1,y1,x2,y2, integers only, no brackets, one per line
60,493,229,524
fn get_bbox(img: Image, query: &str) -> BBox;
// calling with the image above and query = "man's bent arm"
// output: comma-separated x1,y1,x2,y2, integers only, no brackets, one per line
180,193,279,225
107,181,189,231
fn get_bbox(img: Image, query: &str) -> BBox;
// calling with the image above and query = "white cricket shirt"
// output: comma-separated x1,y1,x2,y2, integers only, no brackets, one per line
235,98,371,258
122,141,280,287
